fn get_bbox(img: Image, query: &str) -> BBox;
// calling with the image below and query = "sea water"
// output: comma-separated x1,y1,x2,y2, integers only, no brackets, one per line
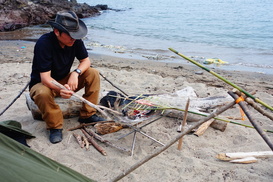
78,0,273,74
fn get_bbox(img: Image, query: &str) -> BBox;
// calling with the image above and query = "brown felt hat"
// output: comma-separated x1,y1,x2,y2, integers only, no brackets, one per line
47,11,88,39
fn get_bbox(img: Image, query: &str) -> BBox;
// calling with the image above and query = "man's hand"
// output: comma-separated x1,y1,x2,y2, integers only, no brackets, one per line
67,72,79,91
60,84,74,99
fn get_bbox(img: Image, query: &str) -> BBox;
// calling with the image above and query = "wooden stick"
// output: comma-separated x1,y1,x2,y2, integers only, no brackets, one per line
111,99,236,182
83,127,130,154
194,119,215,137
99,72,128,96
81,129,107,156
228,91,273,151
0,81,30,116
51,80,112,120
177,98,190,150
73,133,85,148
245,97,273,121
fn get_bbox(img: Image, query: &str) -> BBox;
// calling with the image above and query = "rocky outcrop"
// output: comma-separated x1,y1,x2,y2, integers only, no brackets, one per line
0,0,107,32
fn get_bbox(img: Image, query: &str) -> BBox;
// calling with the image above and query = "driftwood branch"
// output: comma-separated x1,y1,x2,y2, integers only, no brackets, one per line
81,128,107,156
229,157,258,164
216,151,273,161
217,151,273,164
111,99,236,181
228,91,273,151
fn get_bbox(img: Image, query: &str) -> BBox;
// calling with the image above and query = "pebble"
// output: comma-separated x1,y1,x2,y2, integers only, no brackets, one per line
195,71,203,75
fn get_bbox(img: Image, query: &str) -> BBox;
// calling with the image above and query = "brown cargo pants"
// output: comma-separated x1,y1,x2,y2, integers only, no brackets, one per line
30,67,100,129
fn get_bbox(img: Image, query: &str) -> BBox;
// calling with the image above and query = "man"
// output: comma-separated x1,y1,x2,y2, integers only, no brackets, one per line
29,11,104,144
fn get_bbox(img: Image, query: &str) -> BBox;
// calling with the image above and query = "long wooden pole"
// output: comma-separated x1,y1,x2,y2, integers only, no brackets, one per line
99,72,128,96
0,81,30,116
168,48,273,112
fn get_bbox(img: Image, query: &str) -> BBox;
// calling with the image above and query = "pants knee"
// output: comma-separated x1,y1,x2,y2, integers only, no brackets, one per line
86,67,99,77
30,84,53,102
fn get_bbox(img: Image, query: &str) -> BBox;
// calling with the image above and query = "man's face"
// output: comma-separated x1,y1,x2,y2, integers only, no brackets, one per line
54,29,76,48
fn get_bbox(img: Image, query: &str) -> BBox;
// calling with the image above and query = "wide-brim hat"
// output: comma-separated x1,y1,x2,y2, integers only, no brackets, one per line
0,120,35,138
47,11,88,40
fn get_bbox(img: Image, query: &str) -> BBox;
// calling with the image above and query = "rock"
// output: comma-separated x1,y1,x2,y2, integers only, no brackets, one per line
25,92,82,120
0,0,107,32
95,4,108,11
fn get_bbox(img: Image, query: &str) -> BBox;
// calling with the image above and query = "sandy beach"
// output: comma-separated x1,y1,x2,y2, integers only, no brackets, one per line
0,40,273,182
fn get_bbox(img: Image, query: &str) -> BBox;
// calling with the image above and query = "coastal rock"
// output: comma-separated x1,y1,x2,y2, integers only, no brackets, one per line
0,0,107,32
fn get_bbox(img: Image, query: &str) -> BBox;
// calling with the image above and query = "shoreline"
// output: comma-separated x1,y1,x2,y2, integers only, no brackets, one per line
1,25,273,75
0,39,273,182
1,39,273,96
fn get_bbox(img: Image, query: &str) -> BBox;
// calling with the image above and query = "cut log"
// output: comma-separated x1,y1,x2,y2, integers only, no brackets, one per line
25,92,82,120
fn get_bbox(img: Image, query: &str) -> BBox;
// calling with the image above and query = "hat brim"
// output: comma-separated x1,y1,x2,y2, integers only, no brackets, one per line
47,19,88,40
0,121,35,138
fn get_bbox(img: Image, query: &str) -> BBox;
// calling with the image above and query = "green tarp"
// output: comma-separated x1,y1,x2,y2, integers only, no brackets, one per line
0,133,96,182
